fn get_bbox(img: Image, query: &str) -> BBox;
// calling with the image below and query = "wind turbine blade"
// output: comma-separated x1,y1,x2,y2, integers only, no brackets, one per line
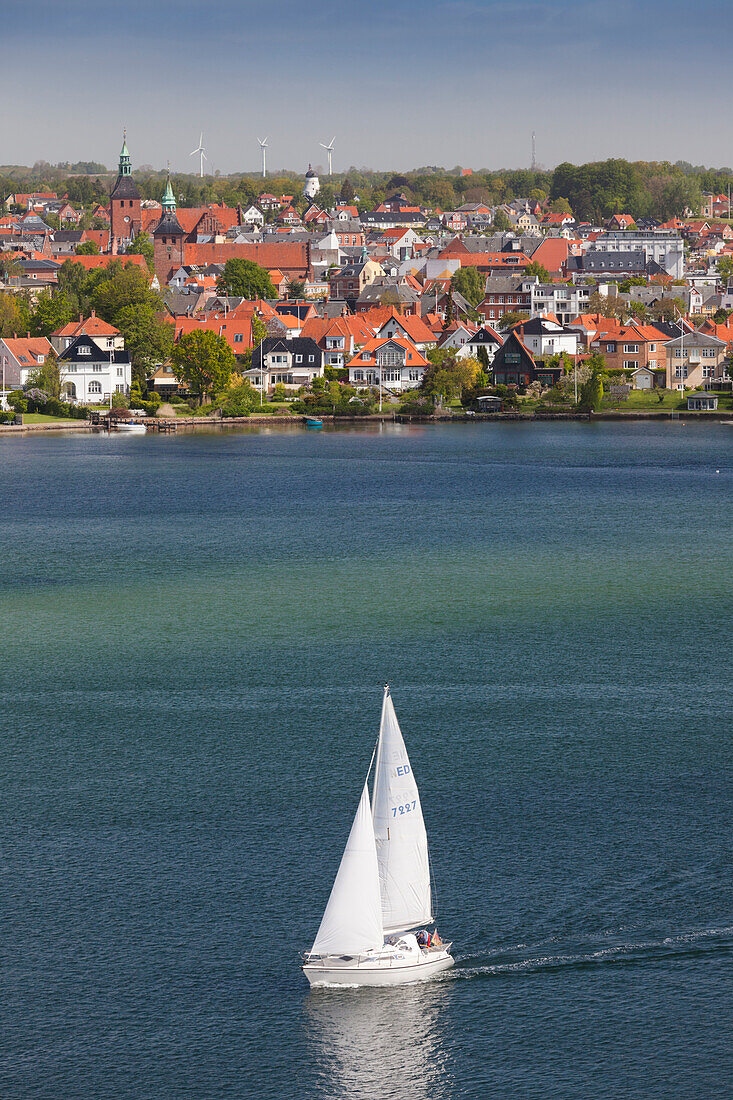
330,137,335,147
190,148,198,156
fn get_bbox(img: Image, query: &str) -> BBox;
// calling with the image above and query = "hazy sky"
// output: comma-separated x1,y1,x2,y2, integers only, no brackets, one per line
2,0,731,175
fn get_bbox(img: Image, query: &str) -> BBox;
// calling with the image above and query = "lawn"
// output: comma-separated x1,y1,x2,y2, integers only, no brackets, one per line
22,413,80,424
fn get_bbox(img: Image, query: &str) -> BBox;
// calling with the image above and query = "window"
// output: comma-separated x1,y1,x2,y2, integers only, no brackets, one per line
92,365,103,372
66,364,77,373
117,367,123,377
309,355,314,362
648,343,656,352
702,364,716,378
623,360,638,370
106,338,114,348
675,364,688,379
605,342,616,353
702,348,716,358
295,354,302,363
674,349,682,358
79,346,91,356
408,369,420,382
88,380,102,394
353,370,364,382
623,344,639,353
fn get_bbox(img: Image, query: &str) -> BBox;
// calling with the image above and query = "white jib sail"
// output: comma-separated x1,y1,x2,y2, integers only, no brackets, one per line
310,780,384,956
372,687,433,935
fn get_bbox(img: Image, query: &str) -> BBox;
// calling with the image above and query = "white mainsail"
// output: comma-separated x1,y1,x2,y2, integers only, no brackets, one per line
372,687,433,934
310,780,384,956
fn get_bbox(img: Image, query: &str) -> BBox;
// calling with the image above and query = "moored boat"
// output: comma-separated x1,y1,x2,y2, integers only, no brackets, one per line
304,416,323,428
302,685,453,987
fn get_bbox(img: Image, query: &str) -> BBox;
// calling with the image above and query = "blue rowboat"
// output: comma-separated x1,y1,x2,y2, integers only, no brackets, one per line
304,416,323,428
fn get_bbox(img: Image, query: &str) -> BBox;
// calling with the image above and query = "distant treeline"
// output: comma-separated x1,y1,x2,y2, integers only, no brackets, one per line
2,158,732,221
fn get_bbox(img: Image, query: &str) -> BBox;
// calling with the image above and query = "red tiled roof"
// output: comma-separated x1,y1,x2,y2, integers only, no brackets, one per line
182,241,309,275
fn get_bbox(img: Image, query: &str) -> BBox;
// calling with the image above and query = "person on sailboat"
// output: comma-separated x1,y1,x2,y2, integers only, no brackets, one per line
416,929,429,947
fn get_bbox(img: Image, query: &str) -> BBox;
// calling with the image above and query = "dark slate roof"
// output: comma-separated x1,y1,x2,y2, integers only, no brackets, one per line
251,336,322,369
110,174,141,201
58,334,130,363
52,230,84,243
153,211,184,237
469,326,503,345
583,250,647,271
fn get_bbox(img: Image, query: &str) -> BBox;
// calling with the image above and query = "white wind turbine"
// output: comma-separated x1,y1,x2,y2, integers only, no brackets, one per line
320,136,335,176
190,132,207,178
258,137,269,178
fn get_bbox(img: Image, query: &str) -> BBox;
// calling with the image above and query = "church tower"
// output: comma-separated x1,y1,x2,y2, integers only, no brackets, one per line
110,132,142,247
153,176,185,286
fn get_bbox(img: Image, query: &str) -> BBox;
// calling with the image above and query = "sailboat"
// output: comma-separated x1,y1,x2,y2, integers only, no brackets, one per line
302,685,454,987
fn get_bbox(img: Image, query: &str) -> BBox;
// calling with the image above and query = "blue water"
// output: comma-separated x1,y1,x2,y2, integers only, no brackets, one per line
1,421,731,1099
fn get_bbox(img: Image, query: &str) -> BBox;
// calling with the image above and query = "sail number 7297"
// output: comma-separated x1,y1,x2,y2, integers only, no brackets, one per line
392,801,417,816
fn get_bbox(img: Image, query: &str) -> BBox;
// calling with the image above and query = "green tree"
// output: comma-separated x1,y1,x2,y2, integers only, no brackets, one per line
216,259,276,299
286,278,305,299
115,303,174,388
549,197,573,216
579,352,606,411
492,209,511,232
451,266,484,306
523,261,551,282
498,310,530,330
76,240,100,255
0,291,31,338
29,293,74,336
219,379,258,416
126,232,155,271
339,178,355,203
421,353,481,403
172,330,234,405
717,256,733,285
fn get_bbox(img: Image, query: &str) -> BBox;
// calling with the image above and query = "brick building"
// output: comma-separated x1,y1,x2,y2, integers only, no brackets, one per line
109,133,142,248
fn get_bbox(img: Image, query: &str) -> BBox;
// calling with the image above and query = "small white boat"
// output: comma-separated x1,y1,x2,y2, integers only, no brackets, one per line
302,685,454,988
114,421,147,433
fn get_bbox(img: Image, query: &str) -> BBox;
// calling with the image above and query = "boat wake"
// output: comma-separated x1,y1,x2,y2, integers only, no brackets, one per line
450,925,733,980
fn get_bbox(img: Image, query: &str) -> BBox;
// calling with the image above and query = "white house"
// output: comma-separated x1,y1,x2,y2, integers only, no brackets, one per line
58,333,132,402
530,282,592,324
240,205,264,228
513,317,579,359
347,337,430,392
0,336,51,405
463,325,504,362
245,336,323,393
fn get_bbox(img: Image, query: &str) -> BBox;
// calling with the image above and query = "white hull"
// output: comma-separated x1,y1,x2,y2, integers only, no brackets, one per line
304,942,454,988
115,423,147,433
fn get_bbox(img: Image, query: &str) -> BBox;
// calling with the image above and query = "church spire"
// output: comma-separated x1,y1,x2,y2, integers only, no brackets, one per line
161,173,176,213
119,129,132,177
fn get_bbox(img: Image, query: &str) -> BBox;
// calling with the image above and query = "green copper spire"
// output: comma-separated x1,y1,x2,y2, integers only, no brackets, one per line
119,129,131,177
161,175,176,212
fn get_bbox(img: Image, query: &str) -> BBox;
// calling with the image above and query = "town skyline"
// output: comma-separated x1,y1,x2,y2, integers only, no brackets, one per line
2,0,732,173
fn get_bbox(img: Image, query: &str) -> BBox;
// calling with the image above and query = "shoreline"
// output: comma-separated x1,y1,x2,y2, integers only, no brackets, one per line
1,408,732,435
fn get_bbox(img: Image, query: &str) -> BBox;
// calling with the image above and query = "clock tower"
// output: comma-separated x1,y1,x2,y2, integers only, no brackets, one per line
153,176,185,286
110,132,142,248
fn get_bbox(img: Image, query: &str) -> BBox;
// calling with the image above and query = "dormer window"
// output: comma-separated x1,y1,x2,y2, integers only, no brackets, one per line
79,345,91,356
